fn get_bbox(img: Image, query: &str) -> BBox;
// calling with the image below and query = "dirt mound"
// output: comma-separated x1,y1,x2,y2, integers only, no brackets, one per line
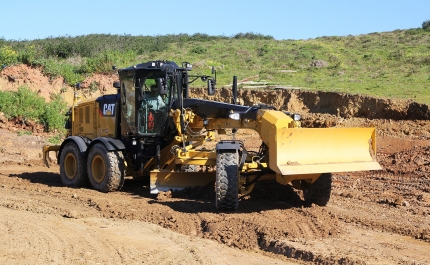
190,87,430,120
0,64,65,101
0,64,117,105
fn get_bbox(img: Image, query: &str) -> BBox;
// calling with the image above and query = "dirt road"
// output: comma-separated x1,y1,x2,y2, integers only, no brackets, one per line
0,163,301,265
1,114,429,264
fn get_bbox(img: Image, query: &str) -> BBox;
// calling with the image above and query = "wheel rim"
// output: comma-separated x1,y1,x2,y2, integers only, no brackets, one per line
64,153,77,180
91,154,106,183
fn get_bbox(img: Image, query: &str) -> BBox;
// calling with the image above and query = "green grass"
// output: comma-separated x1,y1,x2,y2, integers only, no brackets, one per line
17,131,32,136
1,30,430,103
47,134,62,144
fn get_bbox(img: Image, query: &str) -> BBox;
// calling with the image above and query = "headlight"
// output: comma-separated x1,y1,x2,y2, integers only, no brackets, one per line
229,113,240,120
182,62,192,70
293,114,301,121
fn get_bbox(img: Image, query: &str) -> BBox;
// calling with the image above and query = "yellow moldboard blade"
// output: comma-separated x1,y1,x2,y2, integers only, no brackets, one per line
258,110,381,175
267,127,381,175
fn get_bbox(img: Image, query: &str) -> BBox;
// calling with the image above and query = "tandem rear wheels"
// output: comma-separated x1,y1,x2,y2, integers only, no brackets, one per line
59,142,125,192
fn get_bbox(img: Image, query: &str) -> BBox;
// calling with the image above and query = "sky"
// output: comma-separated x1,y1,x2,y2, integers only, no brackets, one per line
1,0,429,41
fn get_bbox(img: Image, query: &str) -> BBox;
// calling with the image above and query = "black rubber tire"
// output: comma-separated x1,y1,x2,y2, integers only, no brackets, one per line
87,143,125,192
59,142,88,187
215,149,239,211
303,173,332,206
181,164,198,172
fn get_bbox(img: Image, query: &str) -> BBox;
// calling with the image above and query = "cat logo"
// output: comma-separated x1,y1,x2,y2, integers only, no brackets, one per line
101,103,116,116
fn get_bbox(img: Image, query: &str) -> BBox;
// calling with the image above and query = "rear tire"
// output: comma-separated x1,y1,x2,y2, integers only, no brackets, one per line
87,143,125,192
215,149,239,211
303,173,332,206
59,142,88,187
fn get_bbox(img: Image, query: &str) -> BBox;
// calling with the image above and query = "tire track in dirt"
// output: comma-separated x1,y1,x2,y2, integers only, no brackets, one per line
0,196,296,265
0,208,122,264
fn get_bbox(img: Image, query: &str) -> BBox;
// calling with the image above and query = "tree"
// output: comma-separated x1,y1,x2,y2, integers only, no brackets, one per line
422,20,430,31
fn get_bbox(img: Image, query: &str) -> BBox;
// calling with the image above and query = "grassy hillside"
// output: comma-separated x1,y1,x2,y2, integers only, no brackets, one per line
1,29,430,103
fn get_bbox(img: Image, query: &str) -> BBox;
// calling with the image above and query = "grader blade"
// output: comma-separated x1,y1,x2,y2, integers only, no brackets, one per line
270,127,381,175
259,110,382,175
42,145,60,168
150,170,215,194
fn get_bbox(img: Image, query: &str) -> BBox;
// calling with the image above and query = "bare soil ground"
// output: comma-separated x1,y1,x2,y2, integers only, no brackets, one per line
1,65,430,264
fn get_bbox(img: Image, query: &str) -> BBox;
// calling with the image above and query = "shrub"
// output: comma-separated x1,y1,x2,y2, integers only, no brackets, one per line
0,86,67,132
0,45,18,66
47,134,62,144
233,32,274,40
85,52,116,73
0,86,45,120
84,50,136,73
422,20,430,31
18,44,40,64
42,93,68,132
43,37,75,58
257,44,270,56
190,46,207,54
34,58,83,86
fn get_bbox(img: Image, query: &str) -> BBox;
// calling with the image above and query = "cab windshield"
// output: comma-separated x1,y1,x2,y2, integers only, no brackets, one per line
137,74,177,135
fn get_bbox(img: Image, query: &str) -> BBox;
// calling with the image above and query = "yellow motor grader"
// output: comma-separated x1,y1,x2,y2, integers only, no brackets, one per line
43,60,381,211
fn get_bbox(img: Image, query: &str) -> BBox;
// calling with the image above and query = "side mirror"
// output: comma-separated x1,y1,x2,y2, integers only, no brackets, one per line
113,81,120,89
157,78,168,95
207,79,215,95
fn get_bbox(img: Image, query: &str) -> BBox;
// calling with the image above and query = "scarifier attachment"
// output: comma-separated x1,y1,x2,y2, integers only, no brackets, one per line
258,110,382,176
42,145,60,168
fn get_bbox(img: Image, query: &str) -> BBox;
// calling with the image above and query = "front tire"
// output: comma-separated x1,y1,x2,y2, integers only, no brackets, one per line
59,142,88,187
303,173,332,206
87,143,125,192
215,149,239,211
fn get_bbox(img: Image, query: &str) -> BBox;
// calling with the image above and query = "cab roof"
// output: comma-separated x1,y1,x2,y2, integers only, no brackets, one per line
119,60,182,72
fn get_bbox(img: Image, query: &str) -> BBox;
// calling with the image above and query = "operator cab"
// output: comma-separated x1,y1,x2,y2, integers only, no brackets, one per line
115,61,184,138
114,60,216,140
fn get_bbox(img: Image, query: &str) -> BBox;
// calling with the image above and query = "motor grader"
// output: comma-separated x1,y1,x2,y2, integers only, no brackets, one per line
43,60,381,211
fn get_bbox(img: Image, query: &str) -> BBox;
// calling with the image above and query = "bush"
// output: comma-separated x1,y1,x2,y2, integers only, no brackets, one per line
233,32,274,40
422,20,430,31
43,37,75,58
0,45,18,66
84,50,137,73
18,44,40,64
190,46,207,54
85,52,115,73
0,86,67,132
0,86,45,120
34,58,83,86
42,94,68,132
